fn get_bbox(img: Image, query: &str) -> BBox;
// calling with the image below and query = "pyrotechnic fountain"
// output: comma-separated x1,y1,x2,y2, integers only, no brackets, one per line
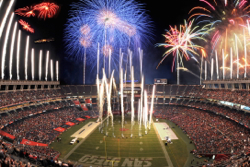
130,66,134,137
139,76,144,136
0,0,58,82
143,90,148,134
149,85,156,130
96,45,155,138
31,49,35,80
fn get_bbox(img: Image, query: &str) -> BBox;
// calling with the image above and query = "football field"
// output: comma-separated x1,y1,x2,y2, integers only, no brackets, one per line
65,116,171,167
50,117,211,167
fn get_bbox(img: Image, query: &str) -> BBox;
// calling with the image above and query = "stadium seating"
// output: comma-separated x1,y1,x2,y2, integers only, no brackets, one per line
1,84,250,166
154,105,249,155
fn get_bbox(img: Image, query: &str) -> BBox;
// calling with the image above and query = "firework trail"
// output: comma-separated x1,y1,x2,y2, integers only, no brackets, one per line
45,51,49,81
56,61,59,81
130,66,134,137
1,13,14,79
149,84,155,129
39,50,42,81
34,2,59,20
189,0,249,51
15,6,35,17
9,22,17,80
156,20,209,84
50,60,53,81
144,90,148,134
17,30,21,80
211,58,214,80
139,75,144,136
0,0,15,39
18,19,34,33
189,0,250,79
31,49,35,80
25,36,30,80
120,68,125,137
0,0,3,9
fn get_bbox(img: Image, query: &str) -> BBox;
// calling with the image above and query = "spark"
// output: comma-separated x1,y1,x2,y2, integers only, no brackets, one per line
18,19,34,33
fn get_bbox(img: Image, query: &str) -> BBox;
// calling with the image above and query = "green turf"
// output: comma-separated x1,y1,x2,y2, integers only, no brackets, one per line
66,116,168,167
50,117,212,167
50,119,93,158
164,119,212,167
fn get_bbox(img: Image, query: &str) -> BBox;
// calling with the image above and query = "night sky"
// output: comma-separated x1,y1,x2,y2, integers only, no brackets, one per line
12,0,201,85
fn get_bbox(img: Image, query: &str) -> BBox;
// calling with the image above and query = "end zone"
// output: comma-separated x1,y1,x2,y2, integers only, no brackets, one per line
71,122,100,138
154,122,178,140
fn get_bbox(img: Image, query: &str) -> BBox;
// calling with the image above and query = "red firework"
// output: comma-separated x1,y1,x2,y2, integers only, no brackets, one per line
18,19,34,33
15,6,35,17
34,2,59,20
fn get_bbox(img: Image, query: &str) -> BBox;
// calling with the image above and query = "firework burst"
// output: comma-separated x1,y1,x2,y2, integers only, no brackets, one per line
18,19,34,33
189,0,250,78
156,20,210,71
34,2,59,20
65,0,153,75
15,6,35,17
189,0,250,52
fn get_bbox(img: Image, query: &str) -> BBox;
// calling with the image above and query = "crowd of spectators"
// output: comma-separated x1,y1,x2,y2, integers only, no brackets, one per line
184,86,250,107
185,101,250,127
0,100,73,129
154,105,250,155
0,99,98,161
0,89,62,108
3,107,87,144
1,139,74,167
212,153,250,167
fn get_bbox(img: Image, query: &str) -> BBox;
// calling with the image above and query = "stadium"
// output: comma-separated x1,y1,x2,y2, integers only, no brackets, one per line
0,0,250,167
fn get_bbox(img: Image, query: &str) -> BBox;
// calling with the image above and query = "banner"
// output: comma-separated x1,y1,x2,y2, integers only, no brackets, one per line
76,118,85,122
85,98,92,104
65,122,75,126
0,130,15,140
54,127,66,132
20,139,48,146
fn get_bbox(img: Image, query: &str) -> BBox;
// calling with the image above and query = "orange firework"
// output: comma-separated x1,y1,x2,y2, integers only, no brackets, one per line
18,19,34,33
15,6,35,17
34,2,59,20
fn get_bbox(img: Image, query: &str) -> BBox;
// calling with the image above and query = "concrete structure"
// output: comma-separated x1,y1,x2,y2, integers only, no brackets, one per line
0,80,60,92
202,79,250,90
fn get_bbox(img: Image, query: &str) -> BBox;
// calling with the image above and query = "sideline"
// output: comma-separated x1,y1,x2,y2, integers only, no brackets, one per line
63,122,100,160
153,121,174,167
63,117,109,161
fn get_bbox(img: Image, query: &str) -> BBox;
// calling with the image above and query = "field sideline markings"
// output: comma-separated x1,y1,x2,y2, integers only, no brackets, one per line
63,122,101,160
72,151,166,155
153,122,174,167
70,152,166,159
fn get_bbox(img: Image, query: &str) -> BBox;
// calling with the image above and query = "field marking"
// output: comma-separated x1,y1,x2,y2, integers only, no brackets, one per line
153,122,174,167
154,122,178,140
71,122,100,138
68,152,167,159
63,122,100,160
